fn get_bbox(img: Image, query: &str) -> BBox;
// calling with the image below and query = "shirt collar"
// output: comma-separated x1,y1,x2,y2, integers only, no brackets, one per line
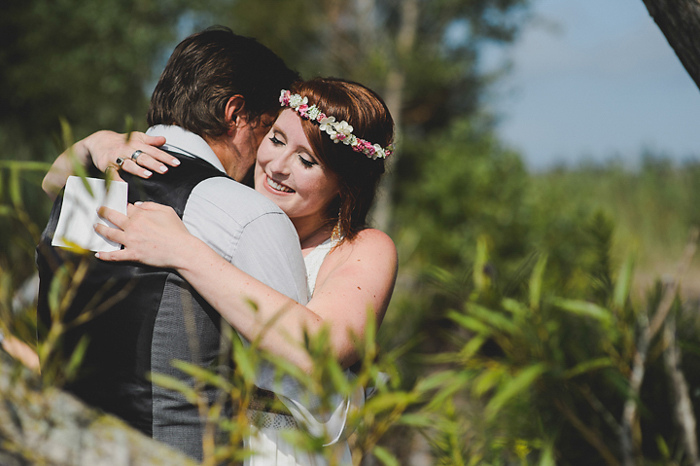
145,125,226,173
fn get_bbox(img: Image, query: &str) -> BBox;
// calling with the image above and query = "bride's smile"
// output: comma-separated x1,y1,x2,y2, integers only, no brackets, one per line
265,175,294,193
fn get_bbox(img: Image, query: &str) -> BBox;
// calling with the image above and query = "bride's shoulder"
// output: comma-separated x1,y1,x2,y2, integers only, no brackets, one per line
317,228,397,292
333,228,397,265
353,228,395,249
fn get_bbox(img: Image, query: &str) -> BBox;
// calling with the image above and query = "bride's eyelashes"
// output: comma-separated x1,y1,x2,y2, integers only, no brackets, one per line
298,154,317,168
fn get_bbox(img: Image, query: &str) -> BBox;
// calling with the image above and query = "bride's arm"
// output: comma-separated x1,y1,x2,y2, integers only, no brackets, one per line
95,202,398,371
43,130,177,200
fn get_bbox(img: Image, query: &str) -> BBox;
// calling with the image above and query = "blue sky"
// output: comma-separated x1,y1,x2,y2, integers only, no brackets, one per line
486,0,700,170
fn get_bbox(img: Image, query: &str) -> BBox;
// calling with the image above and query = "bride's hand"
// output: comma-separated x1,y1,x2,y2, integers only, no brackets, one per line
94,202,193,269
84,130,180,180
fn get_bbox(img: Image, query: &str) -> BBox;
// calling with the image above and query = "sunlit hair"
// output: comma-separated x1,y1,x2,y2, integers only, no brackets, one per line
290,78,395,241
148,26,299,139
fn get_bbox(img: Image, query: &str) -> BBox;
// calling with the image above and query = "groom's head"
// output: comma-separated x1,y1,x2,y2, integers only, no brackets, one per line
148,26,299,180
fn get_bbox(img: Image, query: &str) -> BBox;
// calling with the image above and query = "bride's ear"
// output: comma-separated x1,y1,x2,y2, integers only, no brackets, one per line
224,95,247,133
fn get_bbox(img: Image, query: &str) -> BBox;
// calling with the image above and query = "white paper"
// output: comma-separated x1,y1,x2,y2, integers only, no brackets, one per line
52,176,128,252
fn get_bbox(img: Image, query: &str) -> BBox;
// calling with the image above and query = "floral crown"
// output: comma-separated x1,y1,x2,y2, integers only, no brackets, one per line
279,89,394,160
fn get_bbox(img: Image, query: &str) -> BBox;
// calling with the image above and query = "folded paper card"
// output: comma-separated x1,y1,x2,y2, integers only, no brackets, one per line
52,176,128,252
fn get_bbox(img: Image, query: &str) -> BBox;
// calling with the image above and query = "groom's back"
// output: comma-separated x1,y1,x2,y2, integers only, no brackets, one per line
36,153,230,460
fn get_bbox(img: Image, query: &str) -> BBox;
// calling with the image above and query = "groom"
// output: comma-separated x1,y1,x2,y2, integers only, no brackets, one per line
36,27,307,461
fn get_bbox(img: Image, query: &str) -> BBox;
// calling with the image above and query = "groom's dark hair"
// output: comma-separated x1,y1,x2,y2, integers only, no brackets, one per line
148,26,299,139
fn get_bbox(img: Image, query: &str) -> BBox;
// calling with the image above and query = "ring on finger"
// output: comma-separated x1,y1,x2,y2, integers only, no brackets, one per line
131,150,143,162
116,157,125,167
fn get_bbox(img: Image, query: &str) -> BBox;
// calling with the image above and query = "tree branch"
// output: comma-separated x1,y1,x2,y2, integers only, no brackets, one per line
641,0,700,92
663,316,700,465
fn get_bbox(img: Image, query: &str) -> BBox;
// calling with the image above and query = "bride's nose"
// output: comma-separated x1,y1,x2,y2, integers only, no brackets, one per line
267,152,290,175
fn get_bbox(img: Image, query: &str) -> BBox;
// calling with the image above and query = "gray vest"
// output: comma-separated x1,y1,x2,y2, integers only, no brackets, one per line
37,153,231,461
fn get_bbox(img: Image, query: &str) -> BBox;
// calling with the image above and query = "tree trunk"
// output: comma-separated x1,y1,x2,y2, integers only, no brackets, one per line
641,0,700,92
371,0,419,232
0,352,197,465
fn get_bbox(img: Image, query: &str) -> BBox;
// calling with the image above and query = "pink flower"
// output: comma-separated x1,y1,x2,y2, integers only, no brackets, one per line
297,104,310,118
279,89,291,106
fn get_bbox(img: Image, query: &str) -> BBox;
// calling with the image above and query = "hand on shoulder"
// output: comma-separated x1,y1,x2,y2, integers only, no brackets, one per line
84,130,176,178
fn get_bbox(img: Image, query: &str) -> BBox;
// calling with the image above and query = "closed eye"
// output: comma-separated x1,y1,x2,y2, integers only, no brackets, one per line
269,135,284,145
298,155,317,168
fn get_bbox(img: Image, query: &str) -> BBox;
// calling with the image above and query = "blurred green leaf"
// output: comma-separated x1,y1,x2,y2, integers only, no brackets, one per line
64,335,89,381
149,373,200,405
529,254,548,310
465,303,518,335
9,167,22,207
485,363,547,419
457,334,488,361
473,364,505,397
171,359,234,392
473,235,490,293
414,370,463,394
538,441,556,466
232,336,258,385
613,254,635,311
398,413,435,428
448,310,491,335
551,298,612,325
372,445,399,466
563,357,612,379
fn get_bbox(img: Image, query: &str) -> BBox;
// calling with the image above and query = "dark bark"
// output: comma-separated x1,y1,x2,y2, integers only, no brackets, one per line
0,352,197,466
642,0,700,92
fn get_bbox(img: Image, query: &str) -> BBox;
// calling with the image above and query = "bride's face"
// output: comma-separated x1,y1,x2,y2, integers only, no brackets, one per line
254,109,340,225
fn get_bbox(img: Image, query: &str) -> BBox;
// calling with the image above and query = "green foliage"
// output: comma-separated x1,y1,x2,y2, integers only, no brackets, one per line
0,0,204,160
405,237,700,465
394,116,529,271
0,161,51,290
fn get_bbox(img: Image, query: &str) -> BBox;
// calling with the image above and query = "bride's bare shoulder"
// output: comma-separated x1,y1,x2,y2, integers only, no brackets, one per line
331,228,397,269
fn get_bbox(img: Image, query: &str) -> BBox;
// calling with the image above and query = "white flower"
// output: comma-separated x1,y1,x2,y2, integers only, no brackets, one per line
289,94,308,108
329,131,343,143
307,106,322,120
373,145,385,159
319,116,336,133
335,121,353,138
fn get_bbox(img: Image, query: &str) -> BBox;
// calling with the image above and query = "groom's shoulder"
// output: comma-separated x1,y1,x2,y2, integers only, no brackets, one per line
188,176,286,222
183,176,299,266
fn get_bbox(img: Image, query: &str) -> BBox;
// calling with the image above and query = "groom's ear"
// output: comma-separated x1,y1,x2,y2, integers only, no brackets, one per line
224,95,247,133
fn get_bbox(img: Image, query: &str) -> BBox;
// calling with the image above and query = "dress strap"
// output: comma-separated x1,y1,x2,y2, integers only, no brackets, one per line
303,237,337,296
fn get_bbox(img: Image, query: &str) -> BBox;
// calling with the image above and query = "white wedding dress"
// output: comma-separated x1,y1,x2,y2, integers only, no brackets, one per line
244,238,358,465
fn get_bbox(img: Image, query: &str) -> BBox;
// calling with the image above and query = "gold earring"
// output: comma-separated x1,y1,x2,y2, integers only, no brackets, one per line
331,208,342,241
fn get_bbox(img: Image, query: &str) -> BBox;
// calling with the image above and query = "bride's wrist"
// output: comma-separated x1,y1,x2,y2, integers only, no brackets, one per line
83,130,120,170
173,236,217,276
